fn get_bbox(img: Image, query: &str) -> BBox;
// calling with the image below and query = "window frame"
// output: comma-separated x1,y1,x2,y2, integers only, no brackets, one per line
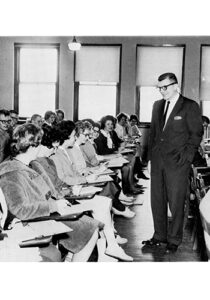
73,44,122,122
199,44,210,115
135,44,186,126
14,43,60,117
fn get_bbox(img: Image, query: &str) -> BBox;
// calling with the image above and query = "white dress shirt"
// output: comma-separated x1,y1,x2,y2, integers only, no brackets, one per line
163,92,180,130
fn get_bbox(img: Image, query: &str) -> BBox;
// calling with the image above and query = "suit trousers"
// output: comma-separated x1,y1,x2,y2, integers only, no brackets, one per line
151,151,191,245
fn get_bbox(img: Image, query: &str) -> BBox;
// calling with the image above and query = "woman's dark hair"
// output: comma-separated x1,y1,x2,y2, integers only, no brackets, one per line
116,112,129,122
10,123,43,156
81,118,95,127
55,120,75,145
44,110,55,121
129,114,140,125
41,126,61,149
56,109,65,119
100,115,117,130
93,122,101,130
75,121,93,137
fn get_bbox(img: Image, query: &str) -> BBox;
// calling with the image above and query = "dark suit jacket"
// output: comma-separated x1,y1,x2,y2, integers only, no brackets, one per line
148,95,203,168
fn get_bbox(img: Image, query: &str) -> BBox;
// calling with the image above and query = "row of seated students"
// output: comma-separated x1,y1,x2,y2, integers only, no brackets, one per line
0,108,148,262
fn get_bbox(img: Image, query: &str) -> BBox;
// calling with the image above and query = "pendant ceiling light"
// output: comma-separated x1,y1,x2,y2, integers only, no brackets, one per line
68,36,81,51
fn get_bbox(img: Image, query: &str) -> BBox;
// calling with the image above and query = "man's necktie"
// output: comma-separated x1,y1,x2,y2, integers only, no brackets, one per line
162,101,170,128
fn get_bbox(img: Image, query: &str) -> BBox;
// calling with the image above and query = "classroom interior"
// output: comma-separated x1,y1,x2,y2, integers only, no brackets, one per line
1,35,210,262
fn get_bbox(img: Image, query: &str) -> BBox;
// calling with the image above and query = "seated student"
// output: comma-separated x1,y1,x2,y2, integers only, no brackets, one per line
95,115,144,196
192,115,210,167
67,120,137,211
128,114,149,180
9,110,19,130
50,120,135,219
115,112,130,141
32,127,70,197
80,122,104,168
42,111,56,131
31,114,43,129
30,125,133,261
56,109,65,123
0,123,101,262
128,114,142,138
0,109,11,163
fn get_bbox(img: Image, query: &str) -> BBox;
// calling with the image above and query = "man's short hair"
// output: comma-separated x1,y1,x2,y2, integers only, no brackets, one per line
158,72,178,83
31,114,42,122
0,109,10,117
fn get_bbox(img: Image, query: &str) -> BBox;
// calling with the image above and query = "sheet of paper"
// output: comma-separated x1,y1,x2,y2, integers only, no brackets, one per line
97,154,122,161
57,204,90,216
88,175,113,183
27,220,72,238
91,168,114,176
120,149,134,154
108,157,129,168
80,186,103,195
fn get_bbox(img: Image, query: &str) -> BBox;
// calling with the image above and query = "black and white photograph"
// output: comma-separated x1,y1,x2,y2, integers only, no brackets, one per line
0,1,209,299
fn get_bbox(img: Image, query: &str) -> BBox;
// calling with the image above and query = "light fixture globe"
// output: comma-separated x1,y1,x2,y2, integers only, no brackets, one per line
68,36,81,51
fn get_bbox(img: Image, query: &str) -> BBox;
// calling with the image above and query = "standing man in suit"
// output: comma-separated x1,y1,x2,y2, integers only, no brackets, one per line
143,73,203,253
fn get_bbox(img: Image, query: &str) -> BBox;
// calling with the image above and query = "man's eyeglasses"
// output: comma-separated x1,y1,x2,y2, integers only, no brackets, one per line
157,82,177,92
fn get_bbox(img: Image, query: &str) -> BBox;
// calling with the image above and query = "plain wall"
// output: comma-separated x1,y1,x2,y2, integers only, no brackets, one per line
0,35,210,121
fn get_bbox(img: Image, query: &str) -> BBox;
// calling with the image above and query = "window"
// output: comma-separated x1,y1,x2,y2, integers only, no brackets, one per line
14,44,59,118
74,45,121,121
200,46,210,116
136,46,185,123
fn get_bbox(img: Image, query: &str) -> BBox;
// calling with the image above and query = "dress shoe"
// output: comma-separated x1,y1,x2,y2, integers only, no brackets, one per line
112,207,136,219
105,245,133,261
138,172,149,180
115,235,128,245
165,243,178,253
134,183,143,188
142,237,167,247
